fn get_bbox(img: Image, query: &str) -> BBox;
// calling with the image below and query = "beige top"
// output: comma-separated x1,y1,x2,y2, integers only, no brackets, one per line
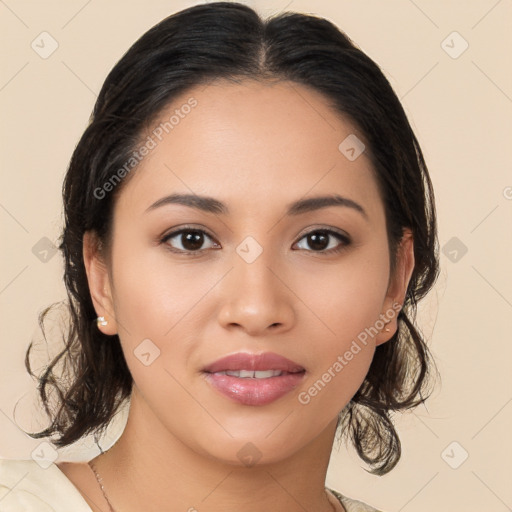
0,459,382,511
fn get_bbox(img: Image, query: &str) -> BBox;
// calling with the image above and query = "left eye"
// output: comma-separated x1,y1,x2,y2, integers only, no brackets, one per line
294,229,350,253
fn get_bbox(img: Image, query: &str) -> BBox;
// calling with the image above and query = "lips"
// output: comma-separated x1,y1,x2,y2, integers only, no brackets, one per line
203,352,305,374
203,352,306,406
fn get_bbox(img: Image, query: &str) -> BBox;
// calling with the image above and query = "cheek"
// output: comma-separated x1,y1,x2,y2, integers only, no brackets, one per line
107,237,217,395
109,237,212,340
107,246,211,435
296,246,390,349
291,246,390,412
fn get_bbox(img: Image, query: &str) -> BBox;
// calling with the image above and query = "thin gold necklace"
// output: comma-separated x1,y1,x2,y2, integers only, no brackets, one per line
87,459,339,512
88,459,117,512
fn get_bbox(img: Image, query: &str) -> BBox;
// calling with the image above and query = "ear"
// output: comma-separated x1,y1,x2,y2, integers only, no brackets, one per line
83,230,118,335
375,228,415,346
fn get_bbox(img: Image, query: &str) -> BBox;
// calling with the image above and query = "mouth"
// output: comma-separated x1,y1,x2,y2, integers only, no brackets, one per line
203,351,305,373
212,369,290,378
203,352,306,406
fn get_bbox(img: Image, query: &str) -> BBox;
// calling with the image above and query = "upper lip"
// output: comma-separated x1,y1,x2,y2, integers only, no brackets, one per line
203,352,305,373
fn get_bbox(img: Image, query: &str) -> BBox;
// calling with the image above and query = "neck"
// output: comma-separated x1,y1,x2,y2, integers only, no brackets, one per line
92,385,340,512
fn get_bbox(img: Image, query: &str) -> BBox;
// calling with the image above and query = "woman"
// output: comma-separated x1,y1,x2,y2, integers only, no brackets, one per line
0,2,439,511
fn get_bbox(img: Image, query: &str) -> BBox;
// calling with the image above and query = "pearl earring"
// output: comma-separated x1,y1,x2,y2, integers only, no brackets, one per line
97,316,108,327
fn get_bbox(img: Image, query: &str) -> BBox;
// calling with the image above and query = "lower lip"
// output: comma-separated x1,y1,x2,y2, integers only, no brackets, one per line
204,372,305,406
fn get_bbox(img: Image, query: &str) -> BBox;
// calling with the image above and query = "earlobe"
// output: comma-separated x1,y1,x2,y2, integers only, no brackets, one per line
375,228,415,346
83,231,118,335
374,303,402,346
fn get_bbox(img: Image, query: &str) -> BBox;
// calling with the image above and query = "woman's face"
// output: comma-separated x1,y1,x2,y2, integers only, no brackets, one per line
86,79,413,465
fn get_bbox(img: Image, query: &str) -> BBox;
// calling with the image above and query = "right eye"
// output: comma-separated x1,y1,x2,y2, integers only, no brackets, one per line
161,227,220,255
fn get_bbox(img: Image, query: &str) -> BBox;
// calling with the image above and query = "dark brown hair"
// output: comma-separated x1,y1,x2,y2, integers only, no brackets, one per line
25,1,439,475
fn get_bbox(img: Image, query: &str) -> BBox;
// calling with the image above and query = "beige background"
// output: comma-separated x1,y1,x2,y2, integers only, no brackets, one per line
1,1,511,511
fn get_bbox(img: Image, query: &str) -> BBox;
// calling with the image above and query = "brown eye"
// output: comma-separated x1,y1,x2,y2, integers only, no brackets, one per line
162,228,219,254
294,229,350,254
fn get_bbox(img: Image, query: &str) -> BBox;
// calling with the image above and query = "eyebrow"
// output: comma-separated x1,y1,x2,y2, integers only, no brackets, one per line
145,193,368,219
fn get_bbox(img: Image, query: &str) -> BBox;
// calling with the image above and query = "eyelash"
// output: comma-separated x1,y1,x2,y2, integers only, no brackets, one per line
160,225,351,257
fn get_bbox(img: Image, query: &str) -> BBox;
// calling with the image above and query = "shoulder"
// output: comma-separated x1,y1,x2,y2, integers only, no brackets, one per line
328,487,385,512
0,458,92,512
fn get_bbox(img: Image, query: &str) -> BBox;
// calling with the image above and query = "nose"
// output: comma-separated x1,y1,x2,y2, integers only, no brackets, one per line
216,249,295,336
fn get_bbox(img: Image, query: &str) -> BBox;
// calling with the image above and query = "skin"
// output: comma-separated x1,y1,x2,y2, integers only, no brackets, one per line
57,79,414,512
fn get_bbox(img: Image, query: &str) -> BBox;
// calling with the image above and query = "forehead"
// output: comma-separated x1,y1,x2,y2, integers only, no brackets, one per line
116,79,384,222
